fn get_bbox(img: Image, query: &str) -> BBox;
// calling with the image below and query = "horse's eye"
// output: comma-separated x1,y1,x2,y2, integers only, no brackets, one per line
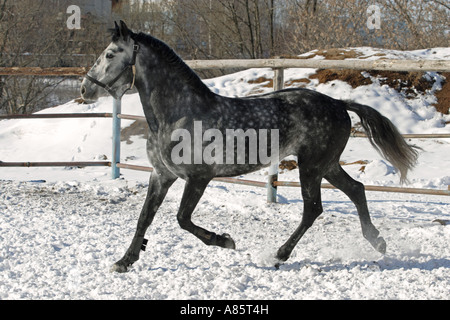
106,53,114,59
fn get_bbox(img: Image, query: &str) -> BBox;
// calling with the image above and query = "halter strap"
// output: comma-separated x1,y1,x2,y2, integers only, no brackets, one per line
85,43,140,100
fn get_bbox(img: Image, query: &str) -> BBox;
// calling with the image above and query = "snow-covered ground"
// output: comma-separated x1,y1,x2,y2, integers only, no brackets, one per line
0,47,449,300
0,178,449,300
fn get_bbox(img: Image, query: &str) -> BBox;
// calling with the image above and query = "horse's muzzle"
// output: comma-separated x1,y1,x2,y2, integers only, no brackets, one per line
80,79,100,102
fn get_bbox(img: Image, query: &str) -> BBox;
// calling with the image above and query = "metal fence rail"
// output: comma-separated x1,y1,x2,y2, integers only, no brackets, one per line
1,58,449,199
0,113,112,120
1,109,448,197
107,161,450,197
0,161,110,168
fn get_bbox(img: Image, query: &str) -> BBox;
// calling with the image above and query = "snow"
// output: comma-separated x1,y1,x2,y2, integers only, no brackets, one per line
0,47,449,300
1,179,449,300
350,47,450,61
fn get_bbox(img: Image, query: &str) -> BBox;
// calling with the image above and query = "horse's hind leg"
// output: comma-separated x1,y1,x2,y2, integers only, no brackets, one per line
276,167,323,265
111,171,177,273
177,178,236,249
324,163,386,254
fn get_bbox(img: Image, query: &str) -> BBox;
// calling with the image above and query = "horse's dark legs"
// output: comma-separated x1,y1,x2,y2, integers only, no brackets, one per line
276,168,323,265
177,178,236,249
324,163,386,254
111,171,177,273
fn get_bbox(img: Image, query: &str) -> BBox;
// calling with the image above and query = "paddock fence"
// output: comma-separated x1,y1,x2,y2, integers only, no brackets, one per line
1,57,449,200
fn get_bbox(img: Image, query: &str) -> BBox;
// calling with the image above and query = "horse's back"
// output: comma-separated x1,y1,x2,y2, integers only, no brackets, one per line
242,88,352,164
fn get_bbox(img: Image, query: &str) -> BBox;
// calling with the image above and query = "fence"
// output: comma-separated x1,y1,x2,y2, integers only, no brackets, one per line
1,57,450,200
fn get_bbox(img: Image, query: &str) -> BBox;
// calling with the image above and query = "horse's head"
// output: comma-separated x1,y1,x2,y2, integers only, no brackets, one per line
81,21,139,102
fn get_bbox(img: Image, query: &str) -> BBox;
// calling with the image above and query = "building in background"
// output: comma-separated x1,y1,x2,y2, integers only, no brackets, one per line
53,0,127,54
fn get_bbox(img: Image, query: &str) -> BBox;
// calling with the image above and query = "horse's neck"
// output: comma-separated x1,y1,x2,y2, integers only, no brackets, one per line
136,66,214,127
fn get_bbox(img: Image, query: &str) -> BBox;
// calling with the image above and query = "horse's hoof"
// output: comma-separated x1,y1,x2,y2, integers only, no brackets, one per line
110,262,129,273
221,233,236,249
274,250,289,270
275,247,290,264
374,237,387,254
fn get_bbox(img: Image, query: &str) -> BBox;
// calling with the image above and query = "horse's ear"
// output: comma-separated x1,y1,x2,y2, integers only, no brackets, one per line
119,20,130,41
109,21,121,41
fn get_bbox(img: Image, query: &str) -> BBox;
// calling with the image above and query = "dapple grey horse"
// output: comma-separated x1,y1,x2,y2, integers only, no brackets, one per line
81,21,418,273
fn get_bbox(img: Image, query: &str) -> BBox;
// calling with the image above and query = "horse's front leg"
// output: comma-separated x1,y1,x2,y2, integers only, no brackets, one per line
111,171,177,273
177,178,236,249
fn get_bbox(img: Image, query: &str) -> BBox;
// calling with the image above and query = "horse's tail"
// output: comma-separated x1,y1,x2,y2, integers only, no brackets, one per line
345,101,419,184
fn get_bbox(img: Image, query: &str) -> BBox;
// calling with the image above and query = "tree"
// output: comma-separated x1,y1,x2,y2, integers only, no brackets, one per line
0,0,111,114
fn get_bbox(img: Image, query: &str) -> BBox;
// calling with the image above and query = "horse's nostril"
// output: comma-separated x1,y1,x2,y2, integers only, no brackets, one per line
81,86,86,96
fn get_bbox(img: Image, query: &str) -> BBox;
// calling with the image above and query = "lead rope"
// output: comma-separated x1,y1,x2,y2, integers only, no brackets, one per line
130,65,136,90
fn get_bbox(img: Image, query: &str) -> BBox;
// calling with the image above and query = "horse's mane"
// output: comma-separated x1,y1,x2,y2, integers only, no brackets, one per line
131,32,214,97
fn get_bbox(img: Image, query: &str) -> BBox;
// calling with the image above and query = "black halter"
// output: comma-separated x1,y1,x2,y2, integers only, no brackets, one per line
85,43,140,100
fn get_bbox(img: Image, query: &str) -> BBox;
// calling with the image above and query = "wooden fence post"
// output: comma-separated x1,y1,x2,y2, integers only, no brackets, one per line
112,98,122,179
267,68,284,203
